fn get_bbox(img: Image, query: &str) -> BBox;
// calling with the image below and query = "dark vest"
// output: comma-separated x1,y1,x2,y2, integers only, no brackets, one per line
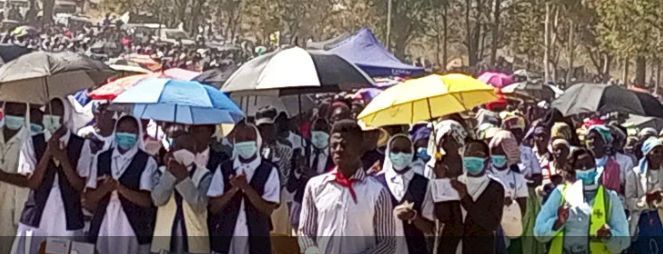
20,133,85,230
207,147,229,173
287,144,333,203
375,172,429,254
208,160,275,254
88,149,156,245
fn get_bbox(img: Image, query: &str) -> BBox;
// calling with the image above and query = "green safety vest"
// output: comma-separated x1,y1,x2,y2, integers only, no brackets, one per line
548,185,611,254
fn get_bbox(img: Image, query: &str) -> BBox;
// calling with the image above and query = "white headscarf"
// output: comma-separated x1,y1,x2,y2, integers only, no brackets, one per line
111,114,146,151
231,122,263,160
425,120,468,173
110,114,146,179
382,134,413,173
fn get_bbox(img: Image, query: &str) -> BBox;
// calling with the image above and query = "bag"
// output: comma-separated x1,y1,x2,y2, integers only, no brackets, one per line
501,202,523,238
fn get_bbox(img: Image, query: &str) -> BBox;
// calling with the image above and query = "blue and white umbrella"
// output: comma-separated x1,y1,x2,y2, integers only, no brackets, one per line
113,78,244,125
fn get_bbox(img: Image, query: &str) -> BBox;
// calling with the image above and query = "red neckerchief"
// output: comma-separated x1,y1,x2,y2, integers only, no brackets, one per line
333,170,359,203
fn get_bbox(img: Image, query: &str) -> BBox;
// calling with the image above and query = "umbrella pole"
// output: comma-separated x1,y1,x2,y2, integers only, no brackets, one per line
298,94,308,167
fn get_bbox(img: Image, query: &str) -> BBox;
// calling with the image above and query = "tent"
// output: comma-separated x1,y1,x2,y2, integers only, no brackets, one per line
307,28,424,77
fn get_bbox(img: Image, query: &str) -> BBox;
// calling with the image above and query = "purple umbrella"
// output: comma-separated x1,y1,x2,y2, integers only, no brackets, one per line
478,72,513,88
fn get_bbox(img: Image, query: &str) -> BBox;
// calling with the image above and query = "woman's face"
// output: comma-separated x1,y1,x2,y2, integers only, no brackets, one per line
552,143,570,161
440,134,460,154
464,142,488,158
47,99,65,120
390,137,413,154
647,146,663,168
490,145,506,156
117,118,139,135
234,124,257,143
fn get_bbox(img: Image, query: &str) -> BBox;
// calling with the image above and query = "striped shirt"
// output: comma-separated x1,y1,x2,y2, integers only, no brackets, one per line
298,168,395,254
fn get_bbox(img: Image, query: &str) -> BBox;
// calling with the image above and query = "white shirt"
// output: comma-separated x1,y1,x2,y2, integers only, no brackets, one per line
519,144,542,179
195,147,211,169
489,168,529,199
86,146,158,254
381,168,434,254
615,152,634,187
298,169,395,254
207,156,280,254
0,127,29,233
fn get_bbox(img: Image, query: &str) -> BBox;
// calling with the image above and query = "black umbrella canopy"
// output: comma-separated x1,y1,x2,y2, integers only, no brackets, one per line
0,51,115,104
552,83,645,116
631,90,663,118
221,46,374,96
0,44,32,63
193,64,240,88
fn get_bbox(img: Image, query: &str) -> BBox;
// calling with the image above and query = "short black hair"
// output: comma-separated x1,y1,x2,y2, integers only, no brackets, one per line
331,119,363,141
569,147,594,167
465,139,489,155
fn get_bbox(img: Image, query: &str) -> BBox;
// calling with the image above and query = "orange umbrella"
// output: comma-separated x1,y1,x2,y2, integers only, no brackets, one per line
89,68,201,100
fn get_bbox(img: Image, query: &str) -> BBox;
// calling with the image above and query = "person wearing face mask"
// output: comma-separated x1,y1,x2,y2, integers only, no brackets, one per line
10,98,92,254
438,139,505,254
29,106,44,136
0,101,29,252
625,137,663,253
409,124,431,173
77,102,116,155
375,134,434,254
151,132,213,254
207,122,280,254
489,130,529,254
190,124,229,175
286,118,332,230
534,148,630,254
86,115,158,254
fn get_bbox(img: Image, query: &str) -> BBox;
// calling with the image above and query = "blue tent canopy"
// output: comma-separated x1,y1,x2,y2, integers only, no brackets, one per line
311,28,424,77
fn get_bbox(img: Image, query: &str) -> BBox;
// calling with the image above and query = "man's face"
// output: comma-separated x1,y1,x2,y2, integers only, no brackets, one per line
330,131,361,167
190,125,214,148
5,102,26,117
534,133,549,149
586,131,606,156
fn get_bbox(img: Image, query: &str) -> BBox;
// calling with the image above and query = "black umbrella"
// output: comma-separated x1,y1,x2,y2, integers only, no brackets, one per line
193,64,240,88
0,43,32,63
632,90,663,118
552,83,646,116
221,46,374,96
0,51,115,104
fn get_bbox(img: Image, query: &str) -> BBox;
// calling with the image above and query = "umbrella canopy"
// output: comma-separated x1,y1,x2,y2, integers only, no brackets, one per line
478,72,513,88
501,81,555,102
193,65,240,88
631,90,663,118
358,74,497,127
222,46,374,96
90,68,203,100
0,51,114,104
112,78,244,125
232,95,315,117
552,83,646,116
0,44,32,63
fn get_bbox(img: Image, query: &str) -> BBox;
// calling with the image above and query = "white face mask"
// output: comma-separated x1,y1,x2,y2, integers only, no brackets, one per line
173,149,196,167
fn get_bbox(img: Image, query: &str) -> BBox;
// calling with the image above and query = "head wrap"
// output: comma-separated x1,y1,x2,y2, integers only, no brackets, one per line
113,114,145,151
477,123,500,140
588,125,614,145
501,115,526,131
489,130,521,166
551,138,571,149
639,137,663,174
551,122,573,141
411,125,431,144
639,128,658,140
382,134,413,173
231,122,263,160
428,120,468,155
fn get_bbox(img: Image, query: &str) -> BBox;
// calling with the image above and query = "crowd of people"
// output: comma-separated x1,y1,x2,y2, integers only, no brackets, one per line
0,85,660,254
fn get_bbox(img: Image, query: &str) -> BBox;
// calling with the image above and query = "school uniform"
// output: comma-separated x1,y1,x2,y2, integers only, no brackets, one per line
13,131,90,254
0,127,28,253
207,155,281,254
298,168,396,254
151,163,213,254
286,144,333,227
375,168,434,254
87,147,158,254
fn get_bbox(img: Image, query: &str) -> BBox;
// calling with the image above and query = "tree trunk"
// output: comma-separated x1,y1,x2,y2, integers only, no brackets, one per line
543,2,550,83
566,21,575,84
623,57,629,86
656,58,661,95
442,3,448,70
635,55,646,86
490,0,501,67
42,0,55,27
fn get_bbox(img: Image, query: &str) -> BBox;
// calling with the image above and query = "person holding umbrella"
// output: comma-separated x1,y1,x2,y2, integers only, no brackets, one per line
0,101,30,253
11,98,91,254
86,115,158,254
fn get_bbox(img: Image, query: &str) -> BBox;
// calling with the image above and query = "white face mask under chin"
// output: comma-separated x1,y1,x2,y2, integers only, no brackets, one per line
173,149,196,168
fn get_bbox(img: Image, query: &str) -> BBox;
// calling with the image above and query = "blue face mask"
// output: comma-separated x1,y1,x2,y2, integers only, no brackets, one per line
491,155,508,169
30,123,44,134
595,157,608,167
389,152,414,171
235,141,258,159
416,147,431,162
576,168,598,185
115,132,138,150
4,115,24,130
463,156,486,175
311,131,329,149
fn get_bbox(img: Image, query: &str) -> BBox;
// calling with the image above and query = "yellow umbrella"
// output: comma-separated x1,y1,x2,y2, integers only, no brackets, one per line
358,73,497,127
